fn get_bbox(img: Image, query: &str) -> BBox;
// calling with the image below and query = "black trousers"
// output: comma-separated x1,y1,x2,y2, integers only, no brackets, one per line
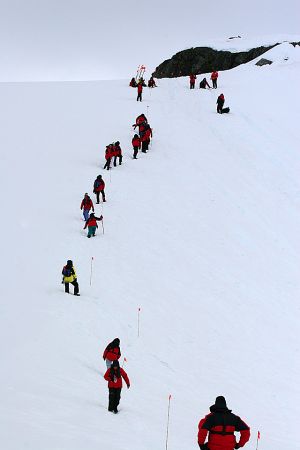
104,158,111,170
133,146,139,158
108,388,121,412
212,79,217,88
96,190,105,203
141,140,149,152
137,92,142,101
113,155,123,166
65,280,79,295
190,82,195,89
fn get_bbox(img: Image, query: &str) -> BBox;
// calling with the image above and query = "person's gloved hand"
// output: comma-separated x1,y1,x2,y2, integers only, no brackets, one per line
199,444,207,450
127,384,130,389
235,444,240,449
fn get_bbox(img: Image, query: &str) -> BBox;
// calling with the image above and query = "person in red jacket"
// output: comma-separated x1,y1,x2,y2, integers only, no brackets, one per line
190,74,197,89
211,70,218,89
103,338,121,368
132,134,141,159
113,141,123,166
217,93,225,113
83,212,103,238
104,145,113,170
137,82,143,101
80,193,94,221
129,77,137,87
141,125,152,152
104,360,130,414
93,175,106,204
198,396,250,450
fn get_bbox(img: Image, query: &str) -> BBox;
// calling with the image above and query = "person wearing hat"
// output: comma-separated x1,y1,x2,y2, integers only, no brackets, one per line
197,396,250,450
93,175,106,204
61,260,80,296
199,77,211,89
103,338,121,368
104,360,130,414
80,193,94,221
83,212,103,238
113,141,123,166
217,94,225,113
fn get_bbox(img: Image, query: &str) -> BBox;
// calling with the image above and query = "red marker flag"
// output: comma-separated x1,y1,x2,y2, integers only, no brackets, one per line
258,431,261,439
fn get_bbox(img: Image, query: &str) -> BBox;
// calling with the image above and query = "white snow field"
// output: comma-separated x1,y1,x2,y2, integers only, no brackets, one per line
0,42,300,450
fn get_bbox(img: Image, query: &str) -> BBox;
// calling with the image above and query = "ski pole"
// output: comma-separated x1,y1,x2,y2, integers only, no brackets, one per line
137,307,141,337
256,431,260,450
101,219,105,235
165,395,172,450
90,256,94,286
122,357,127,368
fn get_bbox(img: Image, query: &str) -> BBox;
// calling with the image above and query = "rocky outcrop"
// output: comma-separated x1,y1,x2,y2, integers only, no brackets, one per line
153,44,279,78
255,58,273,66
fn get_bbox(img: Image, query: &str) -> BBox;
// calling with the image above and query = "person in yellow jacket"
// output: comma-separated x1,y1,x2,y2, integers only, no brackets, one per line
62,260,80,296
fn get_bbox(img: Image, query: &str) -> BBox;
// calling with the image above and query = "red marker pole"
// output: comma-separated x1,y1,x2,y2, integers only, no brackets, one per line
256,431,260,450
90,257,94,286
137,307,141,338
165,394,172,450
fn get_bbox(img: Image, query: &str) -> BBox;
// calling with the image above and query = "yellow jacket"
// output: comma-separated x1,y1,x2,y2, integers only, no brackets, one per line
63,266,77,283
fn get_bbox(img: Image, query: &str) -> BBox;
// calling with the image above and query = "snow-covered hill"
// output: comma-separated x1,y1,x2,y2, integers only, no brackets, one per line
0,42,299,450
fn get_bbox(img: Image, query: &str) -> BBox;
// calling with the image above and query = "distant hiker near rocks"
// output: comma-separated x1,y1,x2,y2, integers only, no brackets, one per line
199,77,211,89
198,396,250,450
190,74,197,89
103,338,121,368
132,134,141,159
129,77,137,87
211,70,218,88
148,76,157,88
62,260,80,296
137,81,144,102
93,175,106,204
113,141,123,166
104,360,130,414
83,212,103,238
80,193,94,221
217,93,230,113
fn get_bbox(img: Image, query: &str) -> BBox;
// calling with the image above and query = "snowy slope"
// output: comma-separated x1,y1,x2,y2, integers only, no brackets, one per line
0,42,299,450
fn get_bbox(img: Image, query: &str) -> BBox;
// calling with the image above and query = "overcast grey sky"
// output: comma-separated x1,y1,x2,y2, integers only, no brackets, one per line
0,0,299,81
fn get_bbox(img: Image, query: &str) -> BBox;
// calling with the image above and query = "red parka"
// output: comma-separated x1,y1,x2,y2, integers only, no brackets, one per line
190,74,197,81
132,136,141,148
104,367,130,389
81,197,94,211
94,179,105,192
198,410,250,450
137,84,143,93
211,71,219,80
103,346,121,361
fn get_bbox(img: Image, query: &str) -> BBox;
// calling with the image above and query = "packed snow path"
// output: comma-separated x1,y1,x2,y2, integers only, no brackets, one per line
0,44,300,450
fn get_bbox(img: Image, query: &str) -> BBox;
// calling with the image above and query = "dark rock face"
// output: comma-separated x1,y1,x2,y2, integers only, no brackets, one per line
256,58,273,66
153,44,278,78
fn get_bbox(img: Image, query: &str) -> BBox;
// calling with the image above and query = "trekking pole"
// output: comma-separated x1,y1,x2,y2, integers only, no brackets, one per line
101,218,105,235
256,431,260,450
90,256,94,286
165,394,172,450
137,307,141,337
